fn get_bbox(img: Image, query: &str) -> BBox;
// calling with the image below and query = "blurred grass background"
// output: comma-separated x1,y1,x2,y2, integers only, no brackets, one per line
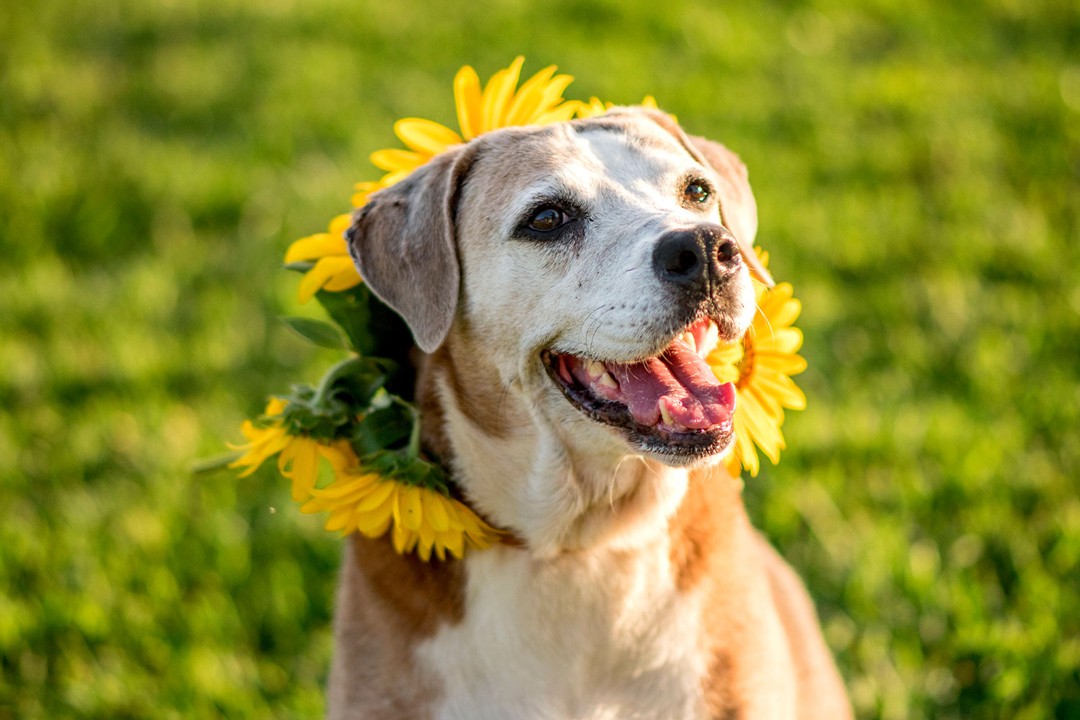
2,0,1078,717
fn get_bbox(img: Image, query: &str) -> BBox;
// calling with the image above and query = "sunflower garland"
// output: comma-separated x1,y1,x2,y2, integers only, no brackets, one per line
218,58,808,561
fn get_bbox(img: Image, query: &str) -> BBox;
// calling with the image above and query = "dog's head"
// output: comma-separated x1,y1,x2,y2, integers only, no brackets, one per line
348,107,769,470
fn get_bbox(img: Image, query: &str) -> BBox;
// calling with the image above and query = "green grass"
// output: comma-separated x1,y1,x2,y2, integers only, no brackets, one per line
2,0,1078,717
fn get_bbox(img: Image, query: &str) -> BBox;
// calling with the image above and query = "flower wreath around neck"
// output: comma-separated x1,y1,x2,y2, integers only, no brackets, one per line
216,57,807,562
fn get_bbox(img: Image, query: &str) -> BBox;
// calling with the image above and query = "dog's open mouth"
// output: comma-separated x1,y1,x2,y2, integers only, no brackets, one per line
541,318,736,459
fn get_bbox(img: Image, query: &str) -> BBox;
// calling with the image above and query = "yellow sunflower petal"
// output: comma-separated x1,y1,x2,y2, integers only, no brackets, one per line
751,351,808,377
749,371,807,410
481,56,525,131
309,472,379,500
754,327,804,355
370,148,426,174
747,383,784,419
394,118,462,156
454,65,483,140
417,520,436,561
297,255,358,303
575,97,609,119
264,397,287,416
503,64,558,125
535,74,576,112
322,441,359,475
732,413,761,477
535,102,584,125
399,485,423,532
738,394,785,465
284,233,343,264
324,505,359,533
228,426,290,477
354,480,396,513
328,213,352,236
278,438,321,501
319,257,363,293
422,490,451,532
442,528,465,559
378,169,413,187
392,523,413,554
354,505,393,537
510,71,575,126
352,181,383,208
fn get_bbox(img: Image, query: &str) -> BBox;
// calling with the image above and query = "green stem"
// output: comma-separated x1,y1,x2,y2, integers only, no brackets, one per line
190,451,243,475
395,395,422,459
312,355,363,408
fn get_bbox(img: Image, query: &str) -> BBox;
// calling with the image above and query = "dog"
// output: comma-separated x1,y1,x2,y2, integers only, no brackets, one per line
333,107,852,719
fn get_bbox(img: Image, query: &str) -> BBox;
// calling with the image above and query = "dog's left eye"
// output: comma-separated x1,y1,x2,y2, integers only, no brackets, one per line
684,181,711,204
528,206,570,232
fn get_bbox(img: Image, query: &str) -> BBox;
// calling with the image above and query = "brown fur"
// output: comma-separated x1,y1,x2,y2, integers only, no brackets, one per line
327,535,463,718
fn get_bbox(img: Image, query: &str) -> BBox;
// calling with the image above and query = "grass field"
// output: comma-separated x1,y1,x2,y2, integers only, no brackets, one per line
2,0,1078,717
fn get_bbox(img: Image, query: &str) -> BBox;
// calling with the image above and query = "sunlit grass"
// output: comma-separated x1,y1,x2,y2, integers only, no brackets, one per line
2,1,1077,717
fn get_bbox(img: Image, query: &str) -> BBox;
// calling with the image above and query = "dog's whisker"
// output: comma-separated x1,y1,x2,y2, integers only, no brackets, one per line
753,300,775,341
582,305,616,358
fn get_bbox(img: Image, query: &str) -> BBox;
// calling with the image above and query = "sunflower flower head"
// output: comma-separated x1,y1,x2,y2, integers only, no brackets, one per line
708,249,808,477
575,94,661,120
228,396,359,501
283,213,362,304
365,56,583,193
300,452,502,562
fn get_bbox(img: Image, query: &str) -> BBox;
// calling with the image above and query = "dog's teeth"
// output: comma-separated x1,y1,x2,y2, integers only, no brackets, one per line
558,357,574,384
699,321,720,357
658,399,676,427
597,371,618,390
681,332,697,353
585,360,606,380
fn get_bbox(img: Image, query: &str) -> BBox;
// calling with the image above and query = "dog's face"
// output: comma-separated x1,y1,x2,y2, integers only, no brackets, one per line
350,108,768,469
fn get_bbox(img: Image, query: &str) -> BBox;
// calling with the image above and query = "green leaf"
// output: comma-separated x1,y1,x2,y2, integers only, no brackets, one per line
322,356,389,409
280,316,347,349
352,405,413,455
314,286,375,354
283,260,315,273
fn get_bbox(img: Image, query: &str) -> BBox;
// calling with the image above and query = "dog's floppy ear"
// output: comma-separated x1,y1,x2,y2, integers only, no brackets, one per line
346,144,478,353
637,108,774,287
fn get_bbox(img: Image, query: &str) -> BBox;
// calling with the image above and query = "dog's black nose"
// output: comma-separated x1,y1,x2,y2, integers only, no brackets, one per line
652,225,739,287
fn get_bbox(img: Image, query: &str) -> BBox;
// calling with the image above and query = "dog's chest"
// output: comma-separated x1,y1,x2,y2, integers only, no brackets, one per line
416,545,710,720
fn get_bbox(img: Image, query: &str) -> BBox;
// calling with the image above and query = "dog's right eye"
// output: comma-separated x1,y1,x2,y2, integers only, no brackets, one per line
528,207,569,232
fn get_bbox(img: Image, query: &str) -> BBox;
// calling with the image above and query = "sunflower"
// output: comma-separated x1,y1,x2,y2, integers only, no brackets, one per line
228,397,358,501
367,56,582,187
283,213,362,304
575,94,660,120
300,470,503,561
708,249,807,477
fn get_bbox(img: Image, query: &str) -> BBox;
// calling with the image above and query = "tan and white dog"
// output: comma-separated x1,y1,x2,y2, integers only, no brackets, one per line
334,107,851,719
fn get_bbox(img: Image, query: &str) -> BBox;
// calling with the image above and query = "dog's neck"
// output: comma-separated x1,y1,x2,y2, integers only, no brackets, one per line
335,338,762,717
415,333,744,559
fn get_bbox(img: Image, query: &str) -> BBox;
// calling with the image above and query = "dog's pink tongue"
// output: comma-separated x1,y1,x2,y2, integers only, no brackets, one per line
607,340,735,430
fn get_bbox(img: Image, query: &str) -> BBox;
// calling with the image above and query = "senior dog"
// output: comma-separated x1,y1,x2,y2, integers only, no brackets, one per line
333,107,851,719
